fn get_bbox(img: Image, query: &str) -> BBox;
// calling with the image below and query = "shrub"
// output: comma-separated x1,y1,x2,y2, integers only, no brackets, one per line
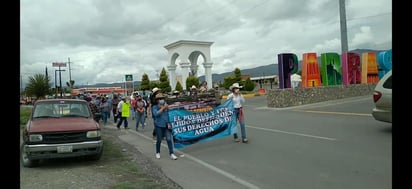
20,107,32,126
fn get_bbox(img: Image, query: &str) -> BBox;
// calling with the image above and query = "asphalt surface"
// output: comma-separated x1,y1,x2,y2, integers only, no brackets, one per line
103,95,392,189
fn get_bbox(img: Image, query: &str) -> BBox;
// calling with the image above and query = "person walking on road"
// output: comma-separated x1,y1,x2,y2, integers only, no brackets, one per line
111,94,120,123
152,93,178,160
116,96,131,130
227,83,248,143
148,87,161,140
100,96,111,125
135,94,147,131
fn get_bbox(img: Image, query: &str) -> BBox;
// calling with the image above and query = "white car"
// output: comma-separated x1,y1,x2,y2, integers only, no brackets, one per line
372,70,392,123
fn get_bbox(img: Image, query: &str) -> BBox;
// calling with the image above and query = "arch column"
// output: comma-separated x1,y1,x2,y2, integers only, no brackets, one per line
203,62,213,89
180,62,190,90
167,64,177,91
190,64,199,77
164,40,214,91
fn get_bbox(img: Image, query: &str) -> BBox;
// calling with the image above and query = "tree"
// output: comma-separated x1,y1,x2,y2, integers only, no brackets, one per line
175,81,183,92
158,67,171,92
243,78,255,91
149,81,159,90
186,76,199,91
66,80,75,89
140,73,150,90
25,74,51,99
234,68,242,83
223,75,236,89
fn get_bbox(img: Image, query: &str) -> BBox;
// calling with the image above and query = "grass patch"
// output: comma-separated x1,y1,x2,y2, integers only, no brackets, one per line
20,105,169,189
20,106,32,127
101,134,167,189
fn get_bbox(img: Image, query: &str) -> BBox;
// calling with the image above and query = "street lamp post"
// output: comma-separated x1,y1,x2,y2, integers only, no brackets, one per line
55,68,65,98
52,62,67,98
55,70,58,98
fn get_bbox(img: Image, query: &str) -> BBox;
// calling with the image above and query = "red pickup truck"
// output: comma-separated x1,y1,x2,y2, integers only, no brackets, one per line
21,99,103,167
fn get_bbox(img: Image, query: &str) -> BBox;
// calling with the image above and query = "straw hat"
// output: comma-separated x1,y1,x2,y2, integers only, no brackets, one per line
229,83,243,90
191,85,197,89
152,87,160,93
155,93,165,99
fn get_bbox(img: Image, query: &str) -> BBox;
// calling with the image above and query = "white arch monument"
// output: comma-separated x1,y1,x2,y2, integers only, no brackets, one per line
164,40,214,91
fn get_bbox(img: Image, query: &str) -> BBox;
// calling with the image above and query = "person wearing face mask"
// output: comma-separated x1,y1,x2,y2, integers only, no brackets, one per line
152,93,178,160
227,83,248,143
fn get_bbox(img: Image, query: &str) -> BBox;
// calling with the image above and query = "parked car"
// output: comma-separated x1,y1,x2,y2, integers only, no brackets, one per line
21,99,103,167
372,70,392,123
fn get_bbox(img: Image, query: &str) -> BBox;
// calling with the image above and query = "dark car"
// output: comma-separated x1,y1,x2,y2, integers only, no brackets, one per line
372,70,392,123
21,99,103,167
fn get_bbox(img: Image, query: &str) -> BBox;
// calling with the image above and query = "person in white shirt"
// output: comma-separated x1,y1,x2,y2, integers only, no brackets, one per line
227,83,248,143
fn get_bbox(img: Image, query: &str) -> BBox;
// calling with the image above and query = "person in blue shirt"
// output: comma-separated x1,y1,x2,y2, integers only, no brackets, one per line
152,93,178,160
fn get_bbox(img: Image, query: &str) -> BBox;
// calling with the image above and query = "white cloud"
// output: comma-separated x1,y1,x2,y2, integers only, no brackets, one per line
20,0,392,88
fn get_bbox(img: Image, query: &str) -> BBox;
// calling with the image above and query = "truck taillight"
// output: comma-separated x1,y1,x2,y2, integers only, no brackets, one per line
373,91,382,103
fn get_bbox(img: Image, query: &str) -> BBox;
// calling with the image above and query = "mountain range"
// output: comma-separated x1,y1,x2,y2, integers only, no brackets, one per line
78,48,390,88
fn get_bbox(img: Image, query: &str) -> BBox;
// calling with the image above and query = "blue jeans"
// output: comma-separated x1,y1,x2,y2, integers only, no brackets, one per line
135,110,146,129
101,110,109,125
233,108,247,140
155,127,174,155
131,109,136,119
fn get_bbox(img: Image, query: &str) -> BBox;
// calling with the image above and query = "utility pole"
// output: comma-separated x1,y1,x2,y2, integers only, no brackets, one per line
339,0,348,54
68,57,72,82
59,66,63,98
67,57,74,89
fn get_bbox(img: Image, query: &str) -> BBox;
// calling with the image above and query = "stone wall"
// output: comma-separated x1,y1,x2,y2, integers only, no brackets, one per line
267,84,376,108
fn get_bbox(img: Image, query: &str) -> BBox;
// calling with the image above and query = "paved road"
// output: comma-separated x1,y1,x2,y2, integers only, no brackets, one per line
105,95,391,189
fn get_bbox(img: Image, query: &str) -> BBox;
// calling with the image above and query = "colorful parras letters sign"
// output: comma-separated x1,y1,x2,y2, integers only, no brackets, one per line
169,98,237,149
277,49,392,88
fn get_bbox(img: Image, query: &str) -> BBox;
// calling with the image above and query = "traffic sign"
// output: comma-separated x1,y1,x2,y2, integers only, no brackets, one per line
125,74,133,81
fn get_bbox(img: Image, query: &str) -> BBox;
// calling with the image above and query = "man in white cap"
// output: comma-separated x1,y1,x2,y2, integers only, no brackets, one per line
190,85,198,101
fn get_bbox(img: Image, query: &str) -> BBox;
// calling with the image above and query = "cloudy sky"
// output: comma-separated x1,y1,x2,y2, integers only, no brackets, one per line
20,0,391,88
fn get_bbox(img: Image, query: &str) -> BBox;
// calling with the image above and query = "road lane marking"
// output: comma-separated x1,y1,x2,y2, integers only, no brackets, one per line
173,151,261,189
247,125,337,141
293,109,372,116
129,128,261,189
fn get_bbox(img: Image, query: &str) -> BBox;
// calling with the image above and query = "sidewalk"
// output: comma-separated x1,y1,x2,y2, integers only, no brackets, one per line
103,116,258,189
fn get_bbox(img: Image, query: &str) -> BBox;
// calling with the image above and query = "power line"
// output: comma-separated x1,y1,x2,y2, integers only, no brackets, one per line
326,12,391,25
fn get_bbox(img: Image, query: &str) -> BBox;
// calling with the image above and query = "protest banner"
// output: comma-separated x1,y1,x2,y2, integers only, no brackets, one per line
169,98,237,149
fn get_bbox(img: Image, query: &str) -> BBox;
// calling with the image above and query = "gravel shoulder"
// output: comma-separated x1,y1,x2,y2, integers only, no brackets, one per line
20,125,183,189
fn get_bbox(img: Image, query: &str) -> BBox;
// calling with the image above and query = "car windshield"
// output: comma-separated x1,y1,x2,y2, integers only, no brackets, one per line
32,101,90,119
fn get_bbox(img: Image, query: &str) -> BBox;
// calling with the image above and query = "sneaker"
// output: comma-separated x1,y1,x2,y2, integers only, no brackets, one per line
170,153,178,160
242,138,249,143
234,138,240,142
156,153,160,159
